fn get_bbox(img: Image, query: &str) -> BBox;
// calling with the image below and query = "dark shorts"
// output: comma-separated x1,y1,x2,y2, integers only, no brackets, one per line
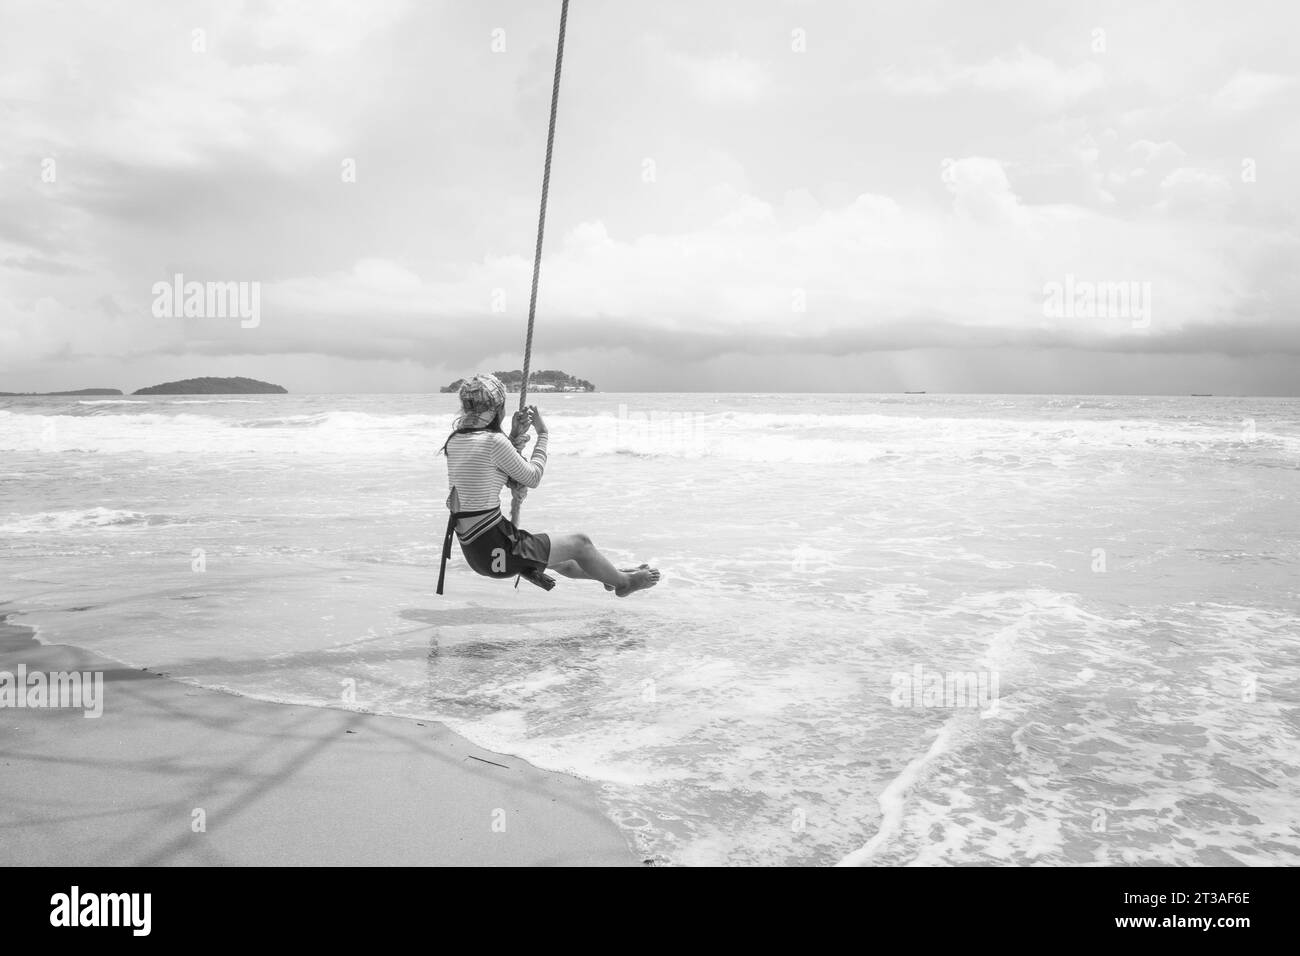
457,514,551,579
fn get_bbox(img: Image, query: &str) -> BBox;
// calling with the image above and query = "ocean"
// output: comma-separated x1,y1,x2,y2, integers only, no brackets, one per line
2,392,1297,865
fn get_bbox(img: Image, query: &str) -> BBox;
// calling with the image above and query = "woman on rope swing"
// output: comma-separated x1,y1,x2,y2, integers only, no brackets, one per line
437,372,661,597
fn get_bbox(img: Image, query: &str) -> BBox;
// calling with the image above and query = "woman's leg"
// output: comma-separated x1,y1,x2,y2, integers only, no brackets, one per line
550,559,591,580
546,533,660,596
552,559,650,587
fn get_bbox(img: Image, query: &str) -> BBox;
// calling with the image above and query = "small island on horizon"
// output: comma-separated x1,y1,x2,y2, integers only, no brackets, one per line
1,377,286,396
440,369,595,394
0,388,124,396
133,377,287,395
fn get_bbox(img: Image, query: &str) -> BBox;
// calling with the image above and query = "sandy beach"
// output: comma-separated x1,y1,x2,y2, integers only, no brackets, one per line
0,617,637,867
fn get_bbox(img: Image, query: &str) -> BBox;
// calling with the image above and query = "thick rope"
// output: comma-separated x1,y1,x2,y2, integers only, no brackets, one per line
511,0,569,525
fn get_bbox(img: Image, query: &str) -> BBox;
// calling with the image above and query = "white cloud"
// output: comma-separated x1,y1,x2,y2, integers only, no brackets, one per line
945,157,1029,224
1212,70,1298,112
1156,168,1235,214
670,51,770,105
966,48,1103,106
1126,139,1187,166
880,47,1104,110
251,0,410,54
0,0,401,171
233,161,1256,346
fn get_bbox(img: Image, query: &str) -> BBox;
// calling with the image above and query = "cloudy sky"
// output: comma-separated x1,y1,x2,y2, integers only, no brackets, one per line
2,0,1297,394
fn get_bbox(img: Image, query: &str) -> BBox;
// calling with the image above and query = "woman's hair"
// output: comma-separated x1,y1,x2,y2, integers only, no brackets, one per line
439,401,505,456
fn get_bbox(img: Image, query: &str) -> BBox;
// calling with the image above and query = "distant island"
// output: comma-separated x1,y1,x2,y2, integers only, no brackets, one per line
133,377,287,395
0,388,123,396
440,369,595,393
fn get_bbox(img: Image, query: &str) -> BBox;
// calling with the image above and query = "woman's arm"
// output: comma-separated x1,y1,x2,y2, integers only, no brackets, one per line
491,428,548,489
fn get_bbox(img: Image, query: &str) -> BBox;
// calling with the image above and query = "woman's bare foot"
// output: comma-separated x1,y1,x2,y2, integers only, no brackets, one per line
606,564,649,592
615,566,660,597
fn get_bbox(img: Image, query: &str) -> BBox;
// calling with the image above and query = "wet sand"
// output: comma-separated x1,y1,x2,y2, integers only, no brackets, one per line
0,617,636,866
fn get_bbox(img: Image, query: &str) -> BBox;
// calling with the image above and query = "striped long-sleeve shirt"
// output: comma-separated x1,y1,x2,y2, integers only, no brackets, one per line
445,430,548,532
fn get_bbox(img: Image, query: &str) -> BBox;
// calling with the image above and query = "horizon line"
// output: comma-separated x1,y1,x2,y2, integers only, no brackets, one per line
4,389,1298,399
